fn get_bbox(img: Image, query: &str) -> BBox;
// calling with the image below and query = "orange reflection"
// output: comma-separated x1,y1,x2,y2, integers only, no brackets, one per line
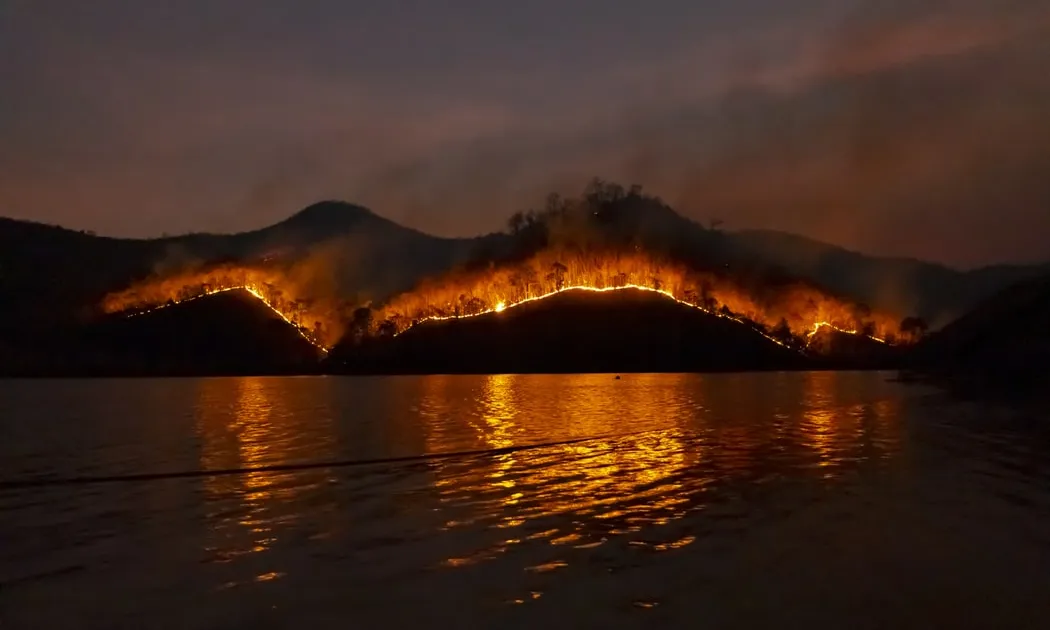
195,377,336,574
802,371,839,468
799,371,908,473
479,374,521,514
423,374,696,567
415,372,911,578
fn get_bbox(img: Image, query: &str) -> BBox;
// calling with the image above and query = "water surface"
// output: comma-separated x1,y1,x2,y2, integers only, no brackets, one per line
2,373,1049,629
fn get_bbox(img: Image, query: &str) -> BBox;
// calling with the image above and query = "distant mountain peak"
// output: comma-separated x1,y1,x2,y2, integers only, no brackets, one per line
283,201,378,227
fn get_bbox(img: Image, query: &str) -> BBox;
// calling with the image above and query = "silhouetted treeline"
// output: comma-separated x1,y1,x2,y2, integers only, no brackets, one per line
459,179,724,271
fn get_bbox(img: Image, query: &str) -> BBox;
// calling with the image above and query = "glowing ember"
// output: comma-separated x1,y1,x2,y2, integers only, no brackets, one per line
393,284,800,350
102,249,913,356
141,286,327,353
104,267,329,352
373,250,906,349
807,321,888,345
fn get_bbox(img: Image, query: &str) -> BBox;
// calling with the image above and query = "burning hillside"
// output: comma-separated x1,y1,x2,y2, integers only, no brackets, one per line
333,286,810,374
353,181,922,351
366,248,911,351
99,181,927,358
96,288,323,375
100,264,344,350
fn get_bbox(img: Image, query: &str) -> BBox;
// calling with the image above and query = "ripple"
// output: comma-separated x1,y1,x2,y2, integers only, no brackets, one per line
5,373,1050,628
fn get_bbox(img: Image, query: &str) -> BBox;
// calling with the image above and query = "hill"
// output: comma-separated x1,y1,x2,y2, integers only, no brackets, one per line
728,229,1050,329
0,289,323,377
0,202,487,341
3,187,1045,353
910,274,1050,395
328,288,813,375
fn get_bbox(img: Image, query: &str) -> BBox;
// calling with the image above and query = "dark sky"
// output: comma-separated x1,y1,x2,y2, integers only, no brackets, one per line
2,0,1049,268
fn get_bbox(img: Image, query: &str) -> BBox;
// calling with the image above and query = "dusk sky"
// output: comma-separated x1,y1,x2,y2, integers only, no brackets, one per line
2,0,1049,268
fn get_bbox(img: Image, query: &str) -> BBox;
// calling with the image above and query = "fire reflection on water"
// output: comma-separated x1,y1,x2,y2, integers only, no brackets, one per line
418,372,905,573
423,374,698,567
194,377,336,579
803,372,840,469
802,372,904,473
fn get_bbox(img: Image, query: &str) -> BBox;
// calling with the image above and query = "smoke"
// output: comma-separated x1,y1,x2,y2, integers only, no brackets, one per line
152,241,206,276
344,0,1050,271
284,234,420,306
4,0,1050,272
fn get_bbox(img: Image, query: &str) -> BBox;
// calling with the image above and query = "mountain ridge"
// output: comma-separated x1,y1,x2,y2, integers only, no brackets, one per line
2,198,1045,341
6,204,1042,274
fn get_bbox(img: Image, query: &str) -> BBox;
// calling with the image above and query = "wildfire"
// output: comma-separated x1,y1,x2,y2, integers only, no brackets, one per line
372,249,907,350
402,283,800,350
807,321,888,345
126,286,329,353
101,249,911,356
102,265,340,351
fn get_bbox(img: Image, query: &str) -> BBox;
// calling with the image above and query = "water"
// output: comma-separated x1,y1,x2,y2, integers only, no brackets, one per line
2,372,1049,629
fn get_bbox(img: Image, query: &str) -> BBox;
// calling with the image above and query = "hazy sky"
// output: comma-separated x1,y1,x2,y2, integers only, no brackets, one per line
2,0,1049,268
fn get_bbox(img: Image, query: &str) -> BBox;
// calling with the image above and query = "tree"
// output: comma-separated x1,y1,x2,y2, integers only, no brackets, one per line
544,193,564,216
583,177,607,205
520,266,539,297
350,307,373,342
899,316,928,340
262,282,277,304
291,299,307,326
547,261,568,290
699,280,718,312
507,211,526,235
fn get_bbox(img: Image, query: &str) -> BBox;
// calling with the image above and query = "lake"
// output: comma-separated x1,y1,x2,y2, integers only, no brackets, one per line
2,372,1049,629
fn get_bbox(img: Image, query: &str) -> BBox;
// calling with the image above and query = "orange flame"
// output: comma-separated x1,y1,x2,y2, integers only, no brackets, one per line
100,250,915,355
373,250,906,348
101,265,340,351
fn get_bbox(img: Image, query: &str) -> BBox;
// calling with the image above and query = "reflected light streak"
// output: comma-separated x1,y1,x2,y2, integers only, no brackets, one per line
195,377,336,582
802,371,839,469
422,374,694,568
